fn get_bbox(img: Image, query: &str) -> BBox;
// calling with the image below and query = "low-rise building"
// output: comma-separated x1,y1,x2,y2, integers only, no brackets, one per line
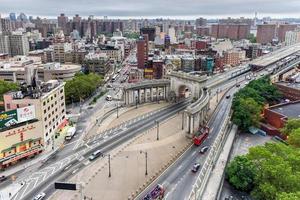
1,80,67,169
84,53,111,76
262,101,300,139
274,82,300,101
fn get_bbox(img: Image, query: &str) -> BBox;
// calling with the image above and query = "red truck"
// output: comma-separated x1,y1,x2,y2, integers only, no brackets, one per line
143,184,165,200
193,126,209,146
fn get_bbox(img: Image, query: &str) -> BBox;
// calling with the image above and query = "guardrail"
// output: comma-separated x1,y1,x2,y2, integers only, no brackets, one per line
188,109,232,200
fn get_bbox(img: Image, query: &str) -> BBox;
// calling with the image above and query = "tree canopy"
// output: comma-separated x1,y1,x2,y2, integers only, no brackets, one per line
227,142,300,200
225,155,256,192
232,77,282,130
0,80,19,101
65,73,103,104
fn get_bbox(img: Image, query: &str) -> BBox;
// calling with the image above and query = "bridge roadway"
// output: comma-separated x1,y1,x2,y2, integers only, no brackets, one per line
136,82,237,200
14,100,192,200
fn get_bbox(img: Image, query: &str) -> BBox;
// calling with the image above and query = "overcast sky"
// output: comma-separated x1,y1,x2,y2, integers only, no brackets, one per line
1,0,300,19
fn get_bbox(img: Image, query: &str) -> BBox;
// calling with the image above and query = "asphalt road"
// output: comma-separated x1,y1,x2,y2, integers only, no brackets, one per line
15,99,191,200
136,83,237,200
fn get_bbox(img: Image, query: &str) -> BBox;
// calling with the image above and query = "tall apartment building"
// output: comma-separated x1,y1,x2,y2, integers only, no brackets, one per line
0,34,10,55
136,35,149,69
9,32,30,56
195,18,207,27
278,24,297,42
211,24,250,40
57,13,68,34
140,27,156,41
0,18,12,34
285,30,300,46
256,24,277,44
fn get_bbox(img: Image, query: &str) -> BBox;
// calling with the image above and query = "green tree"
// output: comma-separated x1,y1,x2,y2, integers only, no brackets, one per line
232,97,262,131
247,33,257,43
247,143,300,200
281,119,300,136
225,155,256,192
65,73,103,104
0,80,19,101
277,192,300,200
288,128,300,148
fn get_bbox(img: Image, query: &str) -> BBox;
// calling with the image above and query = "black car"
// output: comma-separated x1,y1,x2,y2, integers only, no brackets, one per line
236,84,240,87
0,175,7,182
226,95,231,99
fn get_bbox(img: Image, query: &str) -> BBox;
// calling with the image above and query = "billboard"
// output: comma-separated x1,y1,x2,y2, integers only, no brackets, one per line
0,105,36,130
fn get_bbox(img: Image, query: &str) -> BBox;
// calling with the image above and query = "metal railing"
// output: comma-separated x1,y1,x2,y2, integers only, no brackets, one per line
188,109,232,200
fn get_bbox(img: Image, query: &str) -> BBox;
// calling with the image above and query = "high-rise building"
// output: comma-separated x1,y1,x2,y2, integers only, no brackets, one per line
278,24,298,42
57,13,68,34
211,24,250,40
140,27,156,41
136,35,149,69
9,32,30,56
9,13,16,21
0,33,10,55
0,17,12,34
168,27,177,44
195,18,207,27
285,30,300,46
256,24,277,44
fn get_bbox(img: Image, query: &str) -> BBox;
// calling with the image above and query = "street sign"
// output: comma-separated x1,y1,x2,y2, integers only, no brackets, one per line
54,182,77,190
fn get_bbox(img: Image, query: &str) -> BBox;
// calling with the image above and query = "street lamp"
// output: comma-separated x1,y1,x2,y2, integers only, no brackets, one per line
140,151,148,176
102,154,111,178
135,95,138,109
155,120,159,140
116,102,119,118
216,89,219,103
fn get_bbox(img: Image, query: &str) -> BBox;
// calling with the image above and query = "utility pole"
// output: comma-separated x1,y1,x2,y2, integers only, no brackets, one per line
140,151,148,176
116,103,119,118
182,112,184,130
156,120,159,140
108,154,111,177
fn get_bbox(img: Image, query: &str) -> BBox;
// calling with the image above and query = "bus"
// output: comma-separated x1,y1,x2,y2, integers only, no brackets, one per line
194,126,209,146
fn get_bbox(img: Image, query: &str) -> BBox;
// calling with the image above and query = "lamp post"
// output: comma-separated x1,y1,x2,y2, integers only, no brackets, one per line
135,95,138,109
140,151,148,176
216,89,219,103
102,154,111,178
155,120,159,140
116,102,119,118
182,112,184,130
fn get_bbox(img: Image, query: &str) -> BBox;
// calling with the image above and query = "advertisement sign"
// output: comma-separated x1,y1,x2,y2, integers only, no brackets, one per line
17,105,35,123
0,105,36,130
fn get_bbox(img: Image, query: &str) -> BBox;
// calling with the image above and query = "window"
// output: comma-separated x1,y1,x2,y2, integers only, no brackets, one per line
55,101,57,105
51,104,54,108
60,89,63,93
60,96,64,100
62,109,65,113
45,125,48,129
7,104,10,109
52,118,55,122
48,106,50,111
52,111,54,115
51,96,53,100
56,115,58,119
61,102,64,106
44,109,46,114
44,117,47,121
17,104,20,108
54,94,57,98
46,132,48,137
43,101,46,106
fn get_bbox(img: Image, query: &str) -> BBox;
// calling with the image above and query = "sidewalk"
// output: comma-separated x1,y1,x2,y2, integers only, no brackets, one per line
48,112,190,200
201,125,238,200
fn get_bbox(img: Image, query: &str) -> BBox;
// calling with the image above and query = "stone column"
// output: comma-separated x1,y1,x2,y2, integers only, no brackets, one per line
156,87,159,101
190,115,194,134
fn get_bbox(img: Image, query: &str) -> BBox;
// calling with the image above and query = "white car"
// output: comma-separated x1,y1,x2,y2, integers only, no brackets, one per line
33,192,46,200
106,95,112,101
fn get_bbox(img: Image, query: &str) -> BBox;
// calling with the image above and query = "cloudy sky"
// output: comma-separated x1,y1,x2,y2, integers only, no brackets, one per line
1,0,300,19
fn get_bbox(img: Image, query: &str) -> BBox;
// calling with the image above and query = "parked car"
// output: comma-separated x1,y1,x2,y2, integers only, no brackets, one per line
199,146,209,154
33,192,46,200
235,84,240,87
226,95,231,99
89,150,103,161
191,163,201,173
0,175,7,182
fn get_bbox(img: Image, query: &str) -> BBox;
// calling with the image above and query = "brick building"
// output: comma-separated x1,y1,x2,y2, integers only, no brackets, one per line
274,82,300,101
256,24,277,44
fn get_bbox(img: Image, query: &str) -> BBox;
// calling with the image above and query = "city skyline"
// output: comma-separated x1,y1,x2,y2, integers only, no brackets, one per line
1,0,300,19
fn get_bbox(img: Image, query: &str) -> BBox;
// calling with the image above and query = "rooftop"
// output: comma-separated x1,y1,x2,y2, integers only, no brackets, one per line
270,101,300,118
275,82,300,90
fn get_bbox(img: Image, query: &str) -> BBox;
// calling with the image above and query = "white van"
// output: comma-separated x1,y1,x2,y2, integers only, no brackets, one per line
106,95,112,101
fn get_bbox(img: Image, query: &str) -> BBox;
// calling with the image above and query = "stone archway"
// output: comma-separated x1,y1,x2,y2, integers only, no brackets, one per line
178,85,191,98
